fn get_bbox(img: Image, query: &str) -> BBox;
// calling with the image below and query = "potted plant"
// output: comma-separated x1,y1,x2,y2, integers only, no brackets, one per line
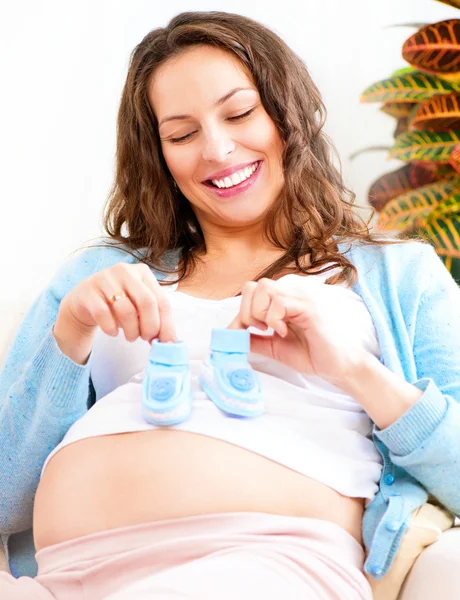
358,0,460,282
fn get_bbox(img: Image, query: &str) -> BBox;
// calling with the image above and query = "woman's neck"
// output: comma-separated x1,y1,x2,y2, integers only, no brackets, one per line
200,245,286,273
197,226,288,269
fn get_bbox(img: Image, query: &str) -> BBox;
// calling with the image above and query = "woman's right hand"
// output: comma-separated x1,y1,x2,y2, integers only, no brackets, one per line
53,263,177,364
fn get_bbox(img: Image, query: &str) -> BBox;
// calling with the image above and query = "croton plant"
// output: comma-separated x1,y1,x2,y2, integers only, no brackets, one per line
359,0,460,283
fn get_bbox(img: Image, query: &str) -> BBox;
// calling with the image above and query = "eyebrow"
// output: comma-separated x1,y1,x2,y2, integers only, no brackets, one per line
158,87,255,128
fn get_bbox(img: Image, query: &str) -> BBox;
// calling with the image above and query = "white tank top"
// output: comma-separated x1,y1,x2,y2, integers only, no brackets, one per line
42,269,383,499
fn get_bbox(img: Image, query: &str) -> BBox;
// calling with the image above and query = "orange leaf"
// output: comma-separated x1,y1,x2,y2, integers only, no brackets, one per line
449,144,460,172
409,92,460,131
368,163,437,212
402,20,460,76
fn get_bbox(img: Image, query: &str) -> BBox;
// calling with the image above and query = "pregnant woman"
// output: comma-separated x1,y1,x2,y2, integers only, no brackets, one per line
1,10,460,600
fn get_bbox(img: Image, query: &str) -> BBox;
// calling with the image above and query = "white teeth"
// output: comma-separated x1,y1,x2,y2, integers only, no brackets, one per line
211,161,258,189
231,172,242,186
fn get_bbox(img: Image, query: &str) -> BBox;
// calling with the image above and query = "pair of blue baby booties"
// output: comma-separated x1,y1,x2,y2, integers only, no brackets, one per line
142,328,264,426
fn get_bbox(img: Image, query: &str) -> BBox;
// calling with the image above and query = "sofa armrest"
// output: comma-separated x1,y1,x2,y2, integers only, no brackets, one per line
0,536,8,573
398,526,460,600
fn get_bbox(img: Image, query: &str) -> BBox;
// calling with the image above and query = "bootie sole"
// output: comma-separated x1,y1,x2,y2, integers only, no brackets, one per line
199,362,264,418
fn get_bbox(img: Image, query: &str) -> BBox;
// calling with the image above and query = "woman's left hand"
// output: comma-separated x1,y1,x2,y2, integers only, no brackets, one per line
228,277,372,389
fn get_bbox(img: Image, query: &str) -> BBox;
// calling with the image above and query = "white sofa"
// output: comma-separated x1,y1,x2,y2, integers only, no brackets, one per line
0,299,459,598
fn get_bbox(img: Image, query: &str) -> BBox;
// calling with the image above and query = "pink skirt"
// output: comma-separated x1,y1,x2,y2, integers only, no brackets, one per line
1,512,372,599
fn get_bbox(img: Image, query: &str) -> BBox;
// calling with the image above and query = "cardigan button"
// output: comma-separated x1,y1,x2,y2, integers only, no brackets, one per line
384,474,395,485
370,565,383,576
385,521,400,533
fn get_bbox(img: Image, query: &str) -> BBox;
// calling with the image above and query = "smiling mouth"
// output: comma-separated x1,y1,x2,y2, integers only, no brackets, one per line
205,161,261,189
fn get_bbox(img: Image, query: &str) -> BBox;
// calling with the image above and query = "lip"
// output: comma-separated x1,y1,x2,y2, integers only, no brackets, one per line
202,160,260,183
202,160,263,198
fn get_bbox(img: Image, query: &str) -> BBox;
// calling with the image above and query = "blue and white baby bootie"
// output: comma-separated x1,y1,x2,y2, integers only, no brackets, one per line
199,328,264,418
142,340,192,426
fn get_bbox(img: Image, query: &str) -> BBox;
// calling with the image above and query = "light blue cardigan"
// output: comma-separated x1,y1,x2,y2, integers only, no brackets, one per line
1,239,459,579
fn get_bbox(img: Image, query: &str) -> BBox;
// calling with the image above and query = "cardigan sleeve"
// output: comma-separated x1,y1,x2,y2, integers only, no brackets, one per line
375,245,460,516
0,247,108,534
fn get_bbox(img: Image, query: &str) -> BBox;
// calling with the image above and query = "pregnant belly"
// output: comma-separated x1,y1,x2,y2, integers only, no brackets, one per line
33,429,364,552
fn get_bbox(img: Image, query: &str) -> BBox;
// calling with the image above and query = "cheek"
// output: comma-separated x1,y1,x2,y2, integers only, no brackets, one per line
162,146,195,182
244,119,283,161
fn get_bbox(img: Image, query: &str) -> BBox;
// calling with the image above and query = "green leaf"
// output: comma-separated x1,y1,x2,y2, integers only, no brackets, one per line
389,130,460,162
406,102,422,127
361,71,460,103
447,256,460,285
423,214,460,259
390,66,419,78
377,177,460,231
381,102,418,119
431,192,460,217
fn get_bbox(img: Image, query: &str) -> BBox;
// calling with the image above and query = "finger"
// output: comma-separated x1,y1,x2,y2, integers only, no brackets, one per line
98,271,141,342
155,295,177,343
108,295,140,342
267,293,315,332
138,265,178,343
76,290,119,336
264,295,290,337
238,282,268,330
118,271,162,342
251,279,278,324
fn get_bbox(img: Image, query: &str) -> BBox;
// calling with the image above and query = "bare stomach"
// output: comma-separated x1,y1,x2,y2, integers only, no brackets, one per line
33,430,364,552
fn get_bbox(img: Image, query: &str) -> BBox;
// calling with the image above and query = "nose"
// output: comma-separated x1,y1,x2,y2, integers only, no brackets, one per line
201,127,235,163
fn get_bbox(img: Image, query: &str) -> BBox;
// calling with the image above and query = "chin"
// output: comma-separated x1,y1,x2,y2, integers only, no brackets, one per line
221,208,269,225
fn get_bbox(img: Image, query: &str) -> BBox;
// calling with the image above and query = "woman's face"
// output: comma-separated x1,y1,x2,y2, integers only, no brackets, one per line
148,45,285,230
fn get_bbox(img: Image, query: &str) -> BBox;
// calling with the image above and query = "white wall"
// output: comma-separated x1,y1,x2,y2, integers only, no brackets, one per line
0,0,458,302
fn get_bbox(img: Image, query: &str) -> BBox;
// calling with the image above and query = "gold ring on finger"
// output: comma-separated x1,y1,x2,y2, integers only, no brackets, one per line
108,291,128,304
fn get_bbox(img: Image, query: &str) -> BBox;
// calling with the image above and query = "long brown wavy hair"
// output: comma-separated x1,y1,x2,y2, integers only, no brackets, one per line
98,10,410,288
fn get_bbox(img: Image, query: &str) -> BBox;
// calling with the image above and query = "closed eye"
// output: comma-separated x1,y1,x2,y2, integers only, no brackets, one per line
168,108,256,144
170,132,196,144
227,108,256,121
